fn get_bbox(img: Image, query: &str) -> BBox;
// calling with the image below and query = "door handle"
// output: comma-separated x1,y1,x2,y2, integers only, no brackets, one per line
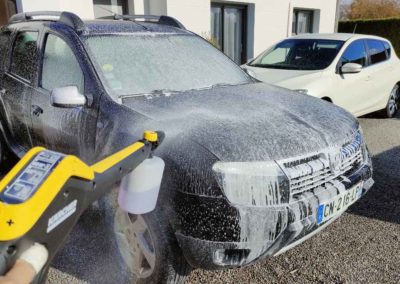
32,105,43,117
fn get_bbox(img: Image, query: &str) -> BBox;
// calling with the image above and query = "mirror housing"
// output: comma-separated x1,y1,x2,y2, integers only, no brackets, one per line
51,86,86,108
341,63,362,74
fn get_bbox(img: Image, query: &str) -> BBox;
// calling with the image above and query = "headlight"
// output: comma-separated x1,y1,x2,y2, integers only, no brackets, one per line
293,89,309,94
212,161,290,207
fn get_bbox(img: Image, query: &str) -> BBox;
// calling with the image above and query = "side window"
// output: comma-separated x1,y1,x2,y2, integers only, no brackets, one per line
0,31,11,72
10,31,38,81
383,41,391,58
366,39,387,65
341,40,367,67
41,34,84,93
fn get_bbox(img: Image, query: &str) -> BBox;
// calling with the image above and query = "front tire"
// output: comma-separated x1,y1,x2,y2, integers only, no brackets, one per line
114,206,191,284
385,85,399,118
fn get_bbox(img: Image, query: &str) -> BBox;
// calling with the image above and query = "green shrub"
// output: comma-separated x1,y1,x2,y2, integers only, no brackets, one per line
339,18,400,55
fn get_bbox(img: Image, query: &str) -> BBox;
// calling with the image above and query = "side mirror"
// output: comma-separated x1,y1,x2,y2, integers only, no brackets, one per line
51,86,86,108
341,63,362,74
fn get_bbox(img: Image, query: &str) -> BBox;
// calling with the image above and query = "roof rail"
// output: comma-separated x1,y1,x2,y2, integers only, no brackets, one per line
8,11,85,33
112,14,186,30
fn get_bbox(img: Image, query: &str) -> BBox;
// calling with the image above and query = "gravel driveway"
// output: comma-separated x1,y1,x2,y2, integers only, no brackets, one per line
47,115,400,284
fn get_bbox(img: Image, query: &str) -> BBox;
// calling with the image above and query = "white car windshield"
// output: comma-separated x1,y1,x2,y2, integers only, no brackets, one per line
250,39,345,71
86,34,251,99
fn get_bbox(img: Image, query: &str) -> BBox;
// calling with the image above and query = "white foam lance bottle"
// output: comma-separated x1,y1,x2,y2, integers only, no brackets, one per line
118,154,165,214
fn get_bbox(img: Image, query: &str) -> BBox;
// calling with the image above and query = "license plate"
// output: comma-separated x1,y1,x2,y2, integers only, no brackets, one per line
317,182,363,224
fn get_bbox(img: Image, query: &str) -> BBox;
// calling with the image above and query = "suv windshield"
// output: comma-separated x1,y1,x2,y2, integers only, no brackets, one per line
250,39,344,71
86,34,251,99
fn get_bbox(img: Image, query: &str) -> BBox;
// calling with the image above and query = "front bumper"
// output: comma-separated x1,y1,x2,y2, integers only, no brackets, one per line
176,163,373,270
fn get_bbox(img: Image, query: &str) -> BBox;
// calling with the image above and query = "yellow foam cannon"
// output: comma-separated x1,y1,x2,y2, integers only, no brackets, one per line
0,131,164,283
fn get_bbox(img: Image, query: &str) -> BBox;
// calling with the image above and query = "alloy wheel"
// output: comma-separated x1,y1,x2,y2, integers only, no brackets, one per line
127,215,156,278
388,85,399,117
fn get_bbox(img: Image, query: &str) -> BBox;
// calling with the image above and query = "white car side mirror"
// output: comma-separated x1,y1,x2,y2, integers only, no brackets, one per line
51,86,86,108
341,63,362,74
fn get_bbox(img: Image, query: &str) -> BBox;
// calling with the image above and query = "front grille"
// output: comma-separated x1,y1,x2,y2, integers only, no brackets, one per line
281,132,364,196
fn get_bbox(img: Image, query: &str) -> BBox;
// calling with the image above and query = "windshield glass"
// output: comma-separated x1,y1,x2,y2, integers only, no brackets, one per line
86,34,251,98
250,39,344,70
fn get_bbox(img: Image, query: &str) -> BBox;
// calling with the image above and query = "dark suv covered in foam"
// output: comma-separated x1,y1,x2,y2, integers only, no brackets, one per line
0,12,373,283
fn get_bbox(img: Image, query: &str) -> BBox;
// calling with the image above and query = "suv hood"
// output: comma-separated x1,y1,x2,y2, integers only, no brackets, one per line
121,82,358,162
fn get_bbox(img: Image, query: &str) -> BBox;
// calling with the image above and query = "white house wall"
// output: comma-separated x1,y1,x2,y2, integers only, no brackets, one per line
17,0,95,19
163,0,338,59
16,0,337,60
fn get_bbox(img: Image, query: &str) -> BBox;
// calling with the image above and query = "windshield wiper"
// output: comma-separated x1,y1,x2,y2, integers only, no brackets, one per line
119,89,180,99
119,83,241,99
202,83,238,89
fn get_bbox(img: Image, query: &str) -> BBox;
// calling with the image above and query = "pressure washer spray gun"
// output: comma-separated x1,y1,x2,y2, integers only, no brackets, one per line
0,131,165,283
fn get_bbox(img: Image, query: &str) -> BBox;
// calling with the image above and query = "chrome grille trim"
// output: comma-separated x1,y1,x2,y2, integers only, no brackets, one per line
278,131,364,196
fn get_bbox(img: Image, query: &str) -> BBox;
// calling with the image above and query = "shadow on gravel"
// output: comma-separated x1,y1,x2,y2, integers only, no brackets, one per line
348,146,400,225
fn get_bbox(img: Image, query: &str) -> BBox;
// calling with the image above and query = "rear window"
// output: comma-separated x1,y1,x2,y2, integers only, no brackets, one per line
383,41,391,58
366,39,387,65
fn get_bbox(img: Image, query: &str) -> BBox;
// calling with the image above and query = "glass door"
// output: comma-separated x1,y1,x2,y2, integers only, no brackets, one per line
211,4,246,64
224,7,243,64
211,6,223,49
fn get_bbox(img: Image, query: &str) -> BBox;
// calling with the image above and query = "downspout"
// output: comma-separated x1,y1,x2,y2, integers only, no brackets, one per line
334,0,340,32
15,0,22,13
287,1,293,37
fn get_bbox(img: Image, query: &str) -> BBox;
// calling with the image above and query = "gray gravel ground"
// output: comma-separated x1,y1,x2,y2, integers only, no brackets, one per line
46,115,400,284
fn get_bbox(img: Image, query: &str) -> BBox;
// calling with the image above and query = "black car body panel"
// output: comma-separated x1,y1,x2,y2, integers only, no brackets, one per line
0,18,373,271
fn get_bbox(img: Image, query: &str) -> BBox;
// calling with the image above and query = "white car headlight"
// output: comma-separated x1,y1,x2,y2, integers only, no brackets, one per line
212,161,290,207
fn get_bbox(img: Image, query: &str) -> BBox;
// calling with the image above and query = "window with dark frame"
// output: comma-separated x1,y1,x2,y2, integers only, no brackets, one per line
93,0,128,18
211,3,247,64
292,9,314,35
366,39,388,65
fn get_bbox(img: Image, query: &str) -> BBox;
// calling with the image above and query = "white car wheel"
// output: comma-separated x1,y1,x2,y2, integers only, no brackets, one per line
386,85,399,118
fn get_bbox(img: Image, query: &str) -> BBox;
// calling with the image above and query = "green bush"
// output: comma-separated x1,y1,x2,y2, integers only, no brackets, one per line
339,18,400,55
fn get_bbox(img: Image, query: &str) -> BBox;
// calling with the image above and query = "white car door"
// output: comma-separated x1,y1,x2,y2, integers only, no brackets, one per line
330,39,374,115
363,39,395,113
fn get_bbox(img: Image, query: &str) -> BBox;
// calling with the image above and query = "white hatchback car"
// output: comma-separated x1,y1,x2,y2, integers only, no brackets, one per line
244,34,400,117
